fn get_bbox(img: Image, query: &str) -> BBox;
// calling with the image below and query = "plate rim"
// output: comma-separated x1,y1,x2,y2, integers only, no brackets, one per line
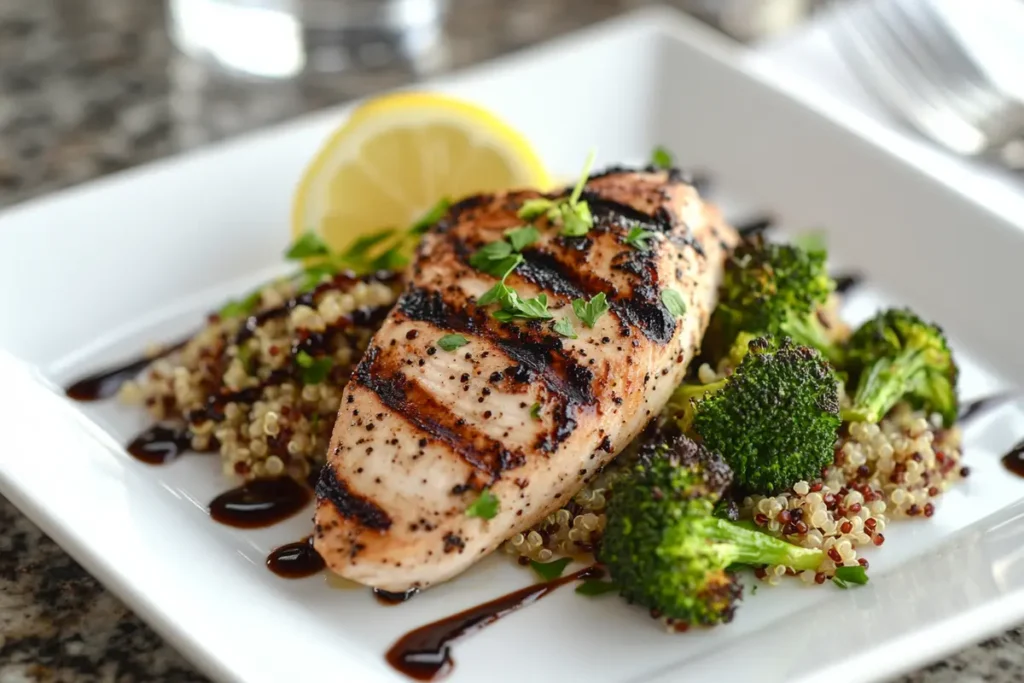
2,6,1022,683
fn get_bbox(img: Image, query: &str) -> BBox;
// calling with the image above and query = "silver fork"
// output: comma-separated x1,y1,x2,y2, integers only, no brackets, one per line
829,0,1024,169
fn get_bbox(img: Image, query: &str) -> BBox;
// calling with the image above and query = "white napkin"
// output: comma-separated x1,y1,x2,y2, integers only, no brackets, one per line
740,2,1024,229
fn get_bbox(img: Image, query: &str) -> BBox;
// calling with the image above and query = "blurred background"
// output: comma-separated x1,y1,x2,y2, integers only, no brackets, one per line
3,0,1024,681
1,0,829,208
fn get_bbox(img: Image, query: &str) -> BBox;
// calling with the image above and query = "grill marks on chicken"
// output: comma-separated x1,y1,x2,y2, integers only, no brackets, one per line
314,168,738,591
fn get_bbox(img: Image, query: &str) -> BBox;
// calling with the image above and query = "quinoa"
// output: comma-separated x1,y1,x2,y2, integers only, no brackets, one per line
741,403,964,585
119,271,400,482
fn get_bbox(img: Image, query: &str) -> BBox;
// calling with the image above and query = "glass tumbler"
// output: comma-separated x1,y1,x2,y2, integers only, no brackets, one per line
167,0,450,80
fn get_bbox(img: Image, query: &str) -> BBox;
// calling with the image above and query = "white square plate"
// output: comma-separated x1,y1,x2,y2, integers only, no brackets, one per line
2,8,1024,683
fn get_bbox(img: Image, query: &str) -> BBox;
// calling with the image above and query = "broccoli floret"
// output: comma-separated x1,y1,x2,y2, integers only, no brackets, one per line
598,436,824,626
843,308,958,427
675,336,841,494
708,237,841,363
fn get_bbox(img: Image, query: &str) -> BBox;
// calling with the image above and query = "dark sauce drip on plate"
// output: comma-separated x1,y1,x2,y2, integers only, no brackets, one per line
208,477,312,529
266,536,325,579
386,566,602,681
832,272,863,295
735,215,774,239
64,338,188,401
1002,440,1024,478
959,393,1015,424
126,424,193,465
374,588,420,605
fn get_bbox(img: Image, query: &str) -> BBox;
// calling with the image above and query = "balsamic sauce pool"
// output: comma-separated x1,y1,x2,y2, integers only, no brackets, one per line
385,567,603,681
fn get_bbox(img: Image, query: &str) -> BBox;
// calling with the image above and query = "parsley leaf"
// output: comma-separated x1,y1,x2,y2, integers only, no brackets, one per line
219,289,262,319
518,198,555,221
530,557,573,581
478,282,513,307
298,262,338,292
661,289,687,318
492,292,552,322
792,230,827,255
514,292,552,319
552,316,577,339
575,579,618,597
558,150,597,237
568,149,596,206
368,246,411,272
650,145,674,170
470,240,513,264
505,225,540,252
516,151,597,237
469,241,525,281
437,334,469,352
530,402,541,420
295,351,334,385
465,489,499,519
338,229,396,263
286,231,330,260
558,200,594,238
833,566,869,586
572,292,609,329
624,226,658,251
409,198,451,236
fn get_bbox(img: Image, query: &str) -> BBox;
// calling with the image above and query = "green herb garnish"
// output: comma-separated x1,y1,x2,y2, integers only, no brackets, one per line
572,292,609,329
650,145,674,170
437,334,469,352
339,229,396,262
286,231,331,260
219,289,262,319
409,198,451,236
575,579,618,597
792,230,827,255
623,226,658,251
478,281,512,307
468,239,526,281
516,151,596,237
530,557,573,581
661,288,687,318
295,351,333,385
505,225,541,252
465,489,499,519
832,565,869,589
492,292,552,322
297,262,338,292
552,316,578,339
530,402,542,420
471,240,513,264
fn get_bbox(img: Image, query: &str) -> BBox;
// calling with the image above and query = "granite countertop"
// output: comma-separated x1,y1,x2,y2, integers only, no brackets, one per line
1,0,1023,681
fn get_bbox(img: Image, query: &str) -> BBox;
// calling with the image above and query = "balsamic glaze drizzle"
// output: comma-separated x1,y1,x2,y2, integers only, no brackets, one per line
125,424,194,465
385,567,602,681
1002,440,1024,478
959,393,1015,424
208,478,312,529
64,339,188,401
266,536,326,579
374,588,420,605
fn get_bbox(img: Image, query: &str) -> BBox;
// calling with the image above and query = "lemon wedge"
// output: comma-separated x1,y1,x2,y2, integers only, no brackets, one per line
292,92,550,253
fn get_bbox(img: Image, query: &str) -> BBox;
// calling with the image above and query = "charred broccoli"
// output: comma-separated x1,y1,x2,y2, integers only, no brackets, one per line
708,237,842,363
843,308,958,427
598,436,824,626
674,336,841,494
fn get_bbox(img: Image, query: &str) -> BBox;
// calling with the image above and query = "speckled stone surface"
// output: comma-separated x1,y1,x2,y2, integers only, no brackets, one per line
2,1,1024,681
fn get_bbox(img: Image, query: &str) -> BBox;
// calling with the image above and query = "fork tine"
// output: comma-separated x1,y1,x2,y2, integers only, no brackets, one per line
831,0,988,155
872,0,996,124
888,0,1007,124
895,0,1024,141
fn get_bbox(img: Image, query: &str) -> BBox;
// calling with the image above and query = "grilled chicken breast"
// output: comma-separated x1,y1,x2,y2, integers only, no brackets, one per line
314,168,737,592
